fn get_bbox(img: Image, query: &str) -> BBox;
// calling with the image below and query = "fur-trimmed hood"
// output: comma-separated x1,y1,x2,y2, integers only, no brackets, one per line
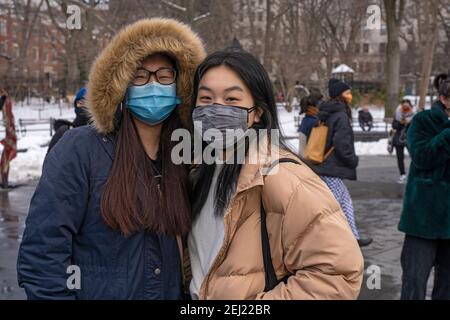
87,18,206,134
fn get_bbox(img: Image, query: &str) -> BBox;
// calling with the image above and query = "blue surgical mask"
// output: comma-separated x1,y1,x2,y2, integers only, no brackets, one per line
126,82,181,125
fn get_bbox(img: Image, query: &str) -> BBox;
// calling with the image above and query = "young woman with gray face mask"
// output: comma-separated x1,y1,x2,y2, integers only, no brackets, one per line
188,50,364,300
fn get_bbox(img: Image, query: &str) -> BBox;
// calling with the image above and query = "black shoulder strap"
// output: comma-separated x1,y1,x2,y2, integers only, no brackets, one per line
261,158,301,291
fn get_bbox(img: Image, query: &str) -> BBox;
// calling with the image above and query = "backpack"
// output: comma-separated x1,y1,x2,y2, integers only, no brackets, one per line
303,121,334,164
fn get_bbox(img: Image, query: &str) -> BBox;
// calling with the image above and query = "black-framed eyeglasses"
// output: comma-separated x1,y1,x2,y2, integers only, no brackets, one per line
132,67,177,86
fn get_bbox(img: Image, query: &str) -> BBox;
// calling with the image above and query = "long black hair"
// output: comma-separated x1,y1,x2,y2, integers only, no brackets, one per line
190,50,293,219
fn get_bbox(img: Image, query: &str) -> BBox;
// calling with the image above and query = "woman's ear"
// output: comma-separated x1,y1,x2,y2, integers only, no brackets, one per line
254,106,264,123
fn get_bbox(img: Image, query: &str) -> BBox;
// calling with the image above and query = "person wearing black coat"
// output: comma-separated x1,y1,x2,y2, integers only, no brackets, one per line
310,78,372,247
358,106,373,131
392,99,415,184
47,87,90,153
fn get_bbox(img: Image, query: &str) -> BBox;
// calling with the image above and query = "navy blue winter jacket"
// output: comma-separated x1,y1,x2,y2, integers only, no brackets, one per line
17,126,183,300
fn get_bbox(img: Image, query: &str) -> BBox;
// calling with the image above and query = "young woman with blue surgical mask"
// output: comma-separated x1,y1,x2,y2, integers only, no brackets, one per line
17,19,206,300
188,50,364,300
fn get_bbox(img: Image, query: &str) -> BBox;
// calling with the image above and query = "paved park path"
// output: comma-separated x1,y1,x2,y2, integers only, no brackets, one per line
0,155,434,300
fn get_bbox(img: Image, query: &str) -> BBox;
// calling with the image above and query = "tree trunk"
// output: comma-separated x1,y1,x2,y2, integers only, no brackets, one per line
384,0,404,118
418,1,439,111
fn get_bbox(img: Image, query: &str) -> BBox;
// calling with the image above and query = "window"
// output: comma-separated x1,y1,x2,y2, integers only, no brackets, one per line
51,30,57,44
379,42,386,54
32,47,39,62
377,62,383,73
257,27,263,38
259,0,264,6
257,11,263,22
363,43,369,54
354,43,360,54
13,44,19,58
0,20,6,36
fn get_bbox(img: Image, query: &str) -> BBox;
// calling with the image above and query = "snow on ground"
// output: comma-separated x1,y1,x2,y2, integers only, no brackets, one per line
2,97,424,183
277,105,410,156
0,98,75,184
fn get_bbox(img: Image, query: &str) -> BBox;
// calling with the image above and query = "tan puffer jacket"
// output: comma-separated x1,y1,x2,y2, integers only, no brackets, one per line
195,151,364,300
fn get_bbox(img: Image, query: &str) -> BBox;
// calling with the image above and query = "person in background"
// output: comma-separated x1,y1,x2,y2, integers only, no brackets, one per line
0,88,17,189
47,87,90,153
310,78,372,247
0,89,7,109
392,99,415,184
358,106,373,131
297,91,322,157
398,72,450,300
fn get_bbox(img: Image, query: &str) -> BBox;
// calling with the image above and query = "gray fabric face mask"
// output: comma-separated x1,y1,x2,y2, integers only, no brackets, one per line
192,104,256,149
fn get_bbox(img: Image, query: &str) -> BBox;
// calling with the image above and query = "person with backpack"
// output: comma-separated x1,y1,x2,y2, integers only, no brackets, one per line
392,99,415,184
188,51,363,300
398,72,450,300
309,78,372,247
47,87,91,153
298,91,322,157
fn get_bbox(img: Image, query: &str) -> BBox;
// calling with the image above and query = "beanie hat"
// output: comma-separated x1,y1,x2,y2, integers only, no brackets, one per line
74,87,87,103
328,78,350,98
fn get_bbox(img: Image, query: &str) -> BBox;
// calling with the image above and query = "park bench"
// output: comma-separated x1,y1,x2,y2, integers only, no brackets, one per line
17,118,55,136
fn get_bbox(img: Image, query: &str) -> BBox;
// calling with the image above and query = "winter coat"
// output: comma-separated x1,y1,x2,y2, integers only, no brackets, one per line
17,18,206,300
392,106,415,147
309,100,359,180
398,101,450,239
47,119,73,152
47,103,92,153
195,148,364,300
358,110,373,124
392,120,408,147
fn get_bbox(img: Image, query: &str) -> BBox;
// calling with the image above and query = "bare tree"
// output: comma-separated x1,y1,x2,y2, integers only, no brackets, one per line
320,0,368,68
416,0,440,111
383,0,405,117
11,0,45,100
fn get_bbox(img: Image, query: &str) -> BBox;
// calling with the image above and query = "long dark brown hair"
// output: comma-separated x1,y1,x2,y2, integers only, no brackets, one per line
101,106,191,236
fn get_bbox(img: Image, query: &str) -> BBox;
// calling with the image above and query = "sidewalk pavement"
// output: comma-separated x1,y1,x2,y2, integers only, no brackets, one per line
0,155,433,300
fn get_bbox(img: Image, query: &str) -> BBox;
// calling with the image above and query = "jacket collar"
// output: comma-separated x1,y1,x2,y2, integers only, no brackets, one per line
431,100,450,124
234,139,299,195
